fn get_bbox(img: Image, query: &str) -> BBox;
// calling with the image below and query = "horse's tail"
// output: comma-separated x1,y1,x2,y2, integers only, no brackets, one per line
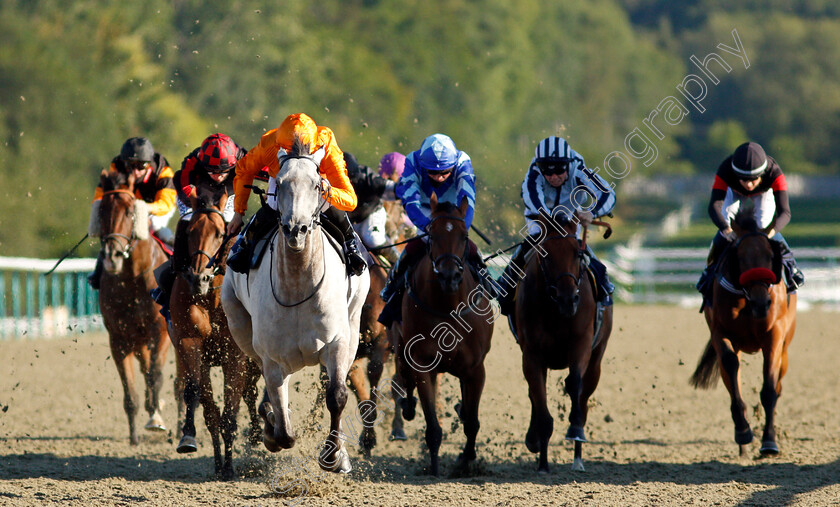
689,339,719,390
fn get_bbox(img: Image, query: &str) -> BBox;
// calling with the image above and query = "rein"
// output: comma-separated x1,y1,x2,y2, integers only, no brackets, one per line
268,228,327,307
186,208,229,290
538,231,586,302
100,189,139,259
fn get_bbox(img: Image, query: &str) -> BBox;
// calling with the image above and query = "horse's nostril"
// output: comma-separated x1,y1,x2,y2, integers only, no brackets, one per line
300,225,307,234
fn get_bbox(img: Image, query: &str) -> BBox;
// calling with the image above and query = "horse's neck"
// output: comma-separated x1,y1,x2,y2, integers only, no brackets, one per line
415,258,475,306
275,227,325,285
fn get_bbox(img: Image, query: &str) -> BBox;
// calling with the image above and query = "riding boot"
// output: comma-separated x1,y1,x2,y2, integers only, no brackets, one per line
151,259,176,309
227,205,275,274
696,231,728,295
585,246,614,306
87,251,104,290
467,247,497,299
323,207,367,276
772,234,805,290
496,241,531,316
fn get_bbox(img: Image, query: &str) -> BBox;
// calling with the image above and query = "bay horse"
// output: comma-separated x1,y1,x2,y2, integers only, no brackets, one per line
514,213,613,472
97,169,172,445
169,185,261,480
392,194,494,477
221,137,369,473
690,211,797,456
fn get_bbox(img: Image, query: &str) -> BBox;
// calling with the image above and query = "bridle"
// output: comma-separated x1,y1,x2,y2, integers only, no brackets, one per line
732,231,776,301
100,189,138,259
538,231,586,304
426,214,469,278
187,208,228,284
273,154,327,239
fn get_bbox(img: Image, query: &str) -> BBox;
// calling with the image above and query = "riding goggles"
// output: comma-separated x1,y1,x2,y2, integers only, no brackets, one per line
426,167,454,177
126,160,152,171
536,157,571,176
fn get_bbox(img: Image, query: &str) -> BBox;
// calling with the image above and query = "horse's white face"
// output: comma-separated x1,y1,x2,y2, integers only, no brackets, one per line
274,156,323,251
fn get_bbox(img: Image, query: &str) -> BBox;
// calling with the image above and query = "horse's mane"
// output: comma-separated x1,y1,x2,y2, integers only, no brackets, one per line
432,201,459,215
101,169,130,192
733,208,760,234
192,172,230,209
289,134,311,159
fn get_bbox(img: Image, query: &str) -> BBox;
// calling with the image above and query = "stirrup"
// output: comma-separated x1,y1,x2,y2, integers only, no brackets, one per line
226,239,250,274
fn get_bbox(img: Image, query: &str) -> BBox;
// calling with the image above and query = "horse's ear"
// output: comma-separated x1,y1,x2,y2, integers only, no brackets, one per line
458,196,469,217
429,192,438,210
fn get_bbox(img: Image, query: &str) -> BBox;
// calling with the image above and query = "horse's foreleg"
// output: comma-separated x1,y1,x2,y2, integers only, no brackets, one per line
319,342,353,474
113,348,140,445
348,358,375,456
174,349,186,441
262,361,295,452
219,355,248,480
413,371,442,476
759,328,787,456
197,359,224,477
393,331,418,422
137,341,166,432
522,354,551,473
175,339,202,454
243,360,262,447
716,335,752,454
455,365,485,474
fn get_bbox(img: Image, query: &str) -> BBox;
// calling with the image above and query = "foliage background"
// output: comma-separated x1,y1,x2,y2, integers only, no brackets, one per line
1,0,837,257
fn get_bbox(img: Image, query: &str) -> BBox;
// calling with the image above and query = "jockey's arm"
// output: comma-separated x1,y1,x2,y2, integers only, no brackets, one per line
148,165,176,216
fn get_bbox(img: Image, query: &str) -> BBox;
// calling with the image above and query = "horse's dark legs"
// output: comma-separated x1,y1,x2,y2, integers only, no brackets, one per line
174,351,186,441
138,339,167,432
347,359,375,457
220,356,248,480
243,360,262,447
113,348,140,445
176,340,201,454
454,365,485,474
522,354,552,473
197,359,224,477
416,372,442,476
716,336,753,455
759,331,786,455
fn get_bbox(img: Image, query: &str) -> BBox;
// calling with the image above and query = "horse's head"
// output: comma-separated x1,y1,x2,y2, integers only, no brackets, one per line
184,186,228,295
426,194,470,293
729,211,782,319
534,212,584,317
273,136,325,252
98,169,148,273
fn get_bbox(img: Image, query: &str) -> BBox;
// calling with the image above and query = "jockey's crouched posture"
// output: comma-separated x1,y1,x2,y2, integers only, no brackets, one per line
151,133,244,312
343,152,400,266
225,113,367,277
696,141,805,304
377,133,495,327
496,136,616,317
87,137,176,290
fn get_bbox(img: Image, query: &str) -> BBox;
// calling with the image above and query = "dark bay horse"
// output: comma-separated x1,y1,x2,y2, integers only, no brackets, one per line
691,212,797,456
169,186,261,479
97,170,172,445
514,214,613,472
393,194,494,476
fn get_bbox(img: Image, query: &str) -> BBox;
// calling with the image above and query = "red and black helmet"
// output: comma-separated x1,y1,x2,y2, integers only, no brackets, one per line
198,133,239,173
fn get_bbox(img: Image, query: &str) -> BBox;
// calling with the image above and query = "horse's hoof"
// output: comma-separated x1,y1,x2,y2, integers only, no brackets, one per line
734,427,754,445
401,396,417,421
176,435,198,454
759,441,780,455
571,458,586,472
525,428,540,453
321,448,352,474
565,426,586,442
144,411,166,432
389,429,407,441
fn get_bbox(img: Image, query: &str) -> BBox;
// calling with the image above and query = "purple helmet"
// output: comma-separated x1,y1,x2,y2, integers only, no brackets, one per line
378,152,406,178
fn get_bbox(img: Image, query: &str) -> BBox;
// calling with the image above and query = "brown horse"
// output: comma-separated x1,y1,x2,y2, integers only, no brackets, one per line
97,170,172,445
691,211,797,456
514,214,613,472
169,187,261,479
392,194,494,476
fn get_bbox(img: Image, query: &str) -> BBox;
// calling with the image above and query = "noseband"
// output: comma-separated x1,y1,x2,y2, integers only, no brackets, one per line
426,215,468,277
539,233,585,303
188,208,227,279
101,189,138,259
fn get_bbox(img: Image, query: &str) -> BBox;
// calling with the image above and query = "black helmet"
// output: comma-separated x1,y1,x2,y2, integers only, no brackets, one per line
731,142,768,180
120,137,154,164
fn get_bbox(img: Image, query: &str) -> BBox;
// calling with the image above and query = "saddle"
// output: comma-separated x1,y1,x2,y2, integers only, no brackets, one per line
151,231,174,256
